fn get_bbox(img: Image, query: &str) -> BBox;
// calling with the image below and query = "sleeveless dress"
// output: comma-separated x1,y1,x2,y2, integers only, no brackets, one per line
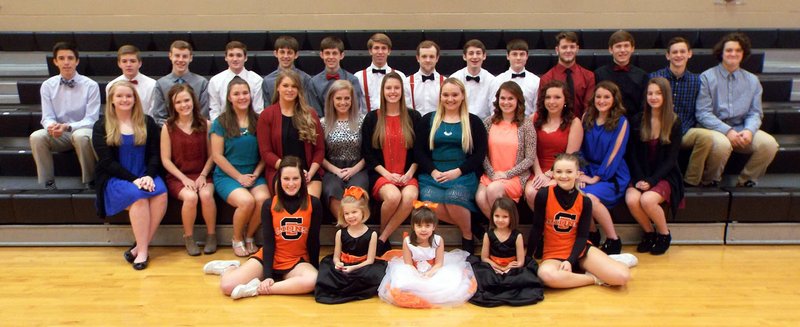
378,235,476,308
469,229,544,307
534,114,572,173
165,125,211,198
372,115,418,198
103,134,167,216
418,121,478,211
314,227,388,304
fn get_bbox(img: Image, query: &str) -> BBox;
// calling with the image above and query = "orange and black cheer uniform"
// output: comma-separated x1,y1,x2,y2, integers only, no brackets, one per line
259,194,321,280
528,185,593,270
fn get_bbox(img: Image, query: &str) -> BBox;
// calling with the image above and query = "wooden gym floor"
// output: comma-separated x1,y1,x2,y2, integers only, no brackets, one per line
0,245,798,326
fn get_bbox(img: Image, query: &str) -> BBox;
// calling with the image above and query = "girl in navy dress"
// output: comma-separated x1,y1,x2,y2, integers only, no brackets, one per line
469,197,543,307
580,81,630,254
315,186,387,304
625,77,684,255
93,81,167,270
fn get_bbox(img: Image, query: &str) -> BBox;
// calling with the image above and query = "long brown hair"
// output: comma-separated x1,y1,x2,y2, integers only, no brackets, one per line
323,79,359,132
489,197,519,231
273,70,318,145
491,81,525,126
217,76,257,138
583,81,625,132
641,77,677,144
429,78,473,153
534,79,574,131
105,81,146,146
371,71,414,149
271,156,309,212
166,83,207,133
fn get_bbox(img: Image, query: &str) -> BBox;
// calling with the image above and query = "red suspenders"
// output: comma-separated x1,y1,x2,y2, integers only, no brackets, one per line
409,74,445,111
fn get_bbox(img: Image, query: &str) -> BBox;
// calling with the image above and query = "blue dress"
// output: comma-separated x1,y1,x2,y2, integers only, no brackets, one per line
210,120,266,200
418,121,478,211
580,116,630,207
103,134,167,216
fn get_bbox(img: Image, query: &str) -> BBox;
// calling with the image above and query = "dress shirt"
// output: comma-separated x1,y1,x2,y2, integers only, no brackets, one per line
540,63,595,118
153,72,209,125
493,69,539,116
262,67,313,108
40,72,100,130
208,68,264,121
650,67,701,134
594,63,649,118
405,69,444,116
308,68,365,117
696,64,763,134
106,73,156,117
450,67,496,119
354,63,406,111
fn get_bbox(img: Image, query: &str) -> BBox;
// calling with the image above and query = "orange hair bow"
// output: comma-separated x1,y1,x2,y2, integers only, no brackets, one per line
412,200,439,209
343,186,365,200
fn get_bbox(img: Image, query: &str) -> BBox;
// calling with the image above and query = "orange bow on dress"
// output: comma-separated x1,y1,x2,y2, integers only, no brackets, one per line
412,200,439,209
343,186,366,200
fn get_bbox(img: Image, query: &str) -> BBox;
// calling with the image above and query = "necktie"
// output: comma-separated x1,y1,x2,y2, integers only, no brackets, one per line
129,79,138,85
372,68,386,74
465,75,480,83
60,78,75,88
564,68,575,100
175,77,185,84
613,64,630,72
511,72,526,78
421,74,434,82
325,73,340,80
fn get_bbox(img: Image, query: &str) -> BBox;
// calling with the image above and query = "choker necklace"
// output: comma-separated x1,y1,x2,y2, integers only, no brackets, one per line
443,122,455,136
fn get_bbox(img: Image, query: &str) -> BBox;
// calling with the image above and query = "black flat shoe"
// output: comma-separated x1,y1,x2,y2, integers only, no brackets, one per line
123,243,137,264
133,257,149,270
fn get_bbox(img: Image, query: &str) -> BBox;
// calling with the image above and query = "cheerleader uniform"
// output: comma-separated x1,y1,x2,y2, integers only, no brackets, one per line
378,235,476,308
528,185,593,271
315,227,387,304
469,229,544,307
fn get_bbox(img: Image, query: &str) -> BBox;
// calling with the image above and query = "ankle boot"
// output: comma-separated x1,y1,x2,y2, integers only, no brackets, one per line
184,235,201,256
637,232,656,253
650,232,672,255
204,234,218,254
600,237,622,255
588,231,601,247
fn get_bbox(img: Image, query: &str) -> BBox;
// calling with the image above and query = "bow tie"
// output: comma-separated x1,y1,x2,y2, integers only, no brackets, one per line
613,64,631,72
60,78,76,88
372,68,387,74
129,79,138,85
421,74,434,82
175,77,186,84
325,73,340,81
465,75,480,83
511,72,526,78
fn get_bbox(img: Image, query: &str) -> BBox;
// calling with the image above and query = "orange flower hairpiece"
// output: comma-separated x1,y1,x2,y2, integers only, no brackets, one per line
343,186,365,200
412,200,438,209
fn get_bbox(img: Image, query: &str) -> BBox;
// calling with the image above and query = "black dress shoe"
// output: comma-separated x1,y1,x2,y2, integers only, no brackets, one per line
133,257,149,270
123,243,137,264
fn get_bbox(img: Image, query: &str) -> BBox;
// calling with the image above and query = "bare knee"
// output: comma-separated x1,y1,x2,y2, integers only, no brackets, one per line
537,267,559,286
605,268,631,286
219,275,240,296
640,192,663,208
182,191,199,206
382,189,401,207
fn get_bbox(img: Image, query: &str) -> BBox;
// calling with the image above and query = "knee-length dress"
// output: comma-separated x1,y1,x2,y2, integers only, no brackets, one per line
479,118,535,201
165,125,212,198
581,116,630,207
315,227,387,304
103,134,167,216
469,229,544,307
210,120,266,200
361,109,421,200
378,235,476,308
321,116,369,205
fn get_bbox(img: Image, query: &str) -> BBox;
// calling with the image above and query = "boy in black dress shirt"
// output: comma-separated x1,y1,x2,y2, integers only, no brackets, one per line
594,30,649,118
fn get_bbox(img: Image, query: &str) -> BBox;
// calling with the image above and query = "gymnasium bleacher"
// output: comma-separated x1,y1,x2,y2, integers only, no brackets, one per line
0,29,797,246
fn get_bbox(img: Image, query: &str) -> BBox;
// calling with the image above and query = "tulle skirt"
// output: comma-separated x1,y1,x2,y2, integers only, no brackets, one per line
378,249,477,308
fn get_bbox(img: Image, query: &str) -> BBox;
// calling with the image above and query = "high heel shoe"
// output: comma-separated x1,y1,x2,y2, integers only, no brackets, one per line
123,243,137,264
133,257,149,270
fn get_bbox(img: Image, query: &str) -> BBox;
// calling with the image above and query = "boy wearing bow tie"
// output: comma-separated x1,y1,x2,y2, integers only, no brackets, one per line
404,40,444,116
594,30,649,118
31,41,100,190
492,39,539,116
450,39,496,119
355,33,407,111
208,41,264,120
153,40,210,125
105,45,157,117
308,36,365,116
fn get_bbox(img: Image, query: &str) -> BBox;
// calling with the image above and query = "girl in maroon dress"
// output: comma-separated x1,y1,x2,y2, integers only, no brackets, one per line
161,84,217,256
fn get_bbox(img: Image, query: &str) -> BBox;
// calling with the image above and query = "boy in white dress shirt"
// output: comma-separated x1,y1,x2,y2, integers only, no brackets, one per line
355,33,406,111
450,39,496,119
405,40,444,116
31,41,100,190
105,45,156,117
492,39,539,116
208,41,264,120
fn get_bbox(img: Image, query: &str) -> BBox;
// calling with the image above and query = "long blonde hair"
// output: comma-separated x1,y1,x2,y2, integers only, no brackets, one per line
641,77,677,144
323,80,359,132
371,72,414,149
273,70,318,144
104,81,146,146
429,78,473,153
